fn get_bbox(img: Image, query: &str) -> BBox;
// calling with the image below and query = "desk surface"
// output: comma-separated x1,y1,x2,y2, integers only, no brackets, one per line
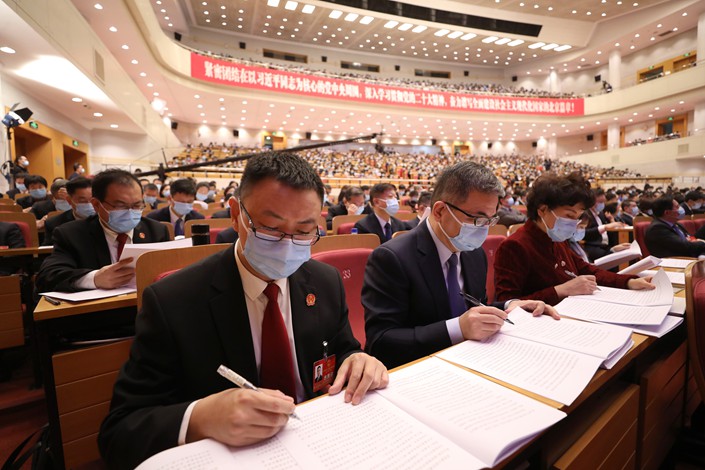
0,246,53,257
34,293,138,321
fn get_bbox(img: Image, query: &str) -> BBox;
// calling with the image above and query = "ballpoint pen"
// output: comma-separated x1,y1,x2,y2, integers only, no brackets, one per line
217,365,301,420
460,292,515,325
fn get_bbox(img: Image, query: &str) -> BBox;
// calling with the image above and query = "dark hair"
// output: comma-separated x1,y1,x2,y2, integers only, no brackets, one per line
526,172,594,220
14,172,28,181
431,161,504,205
73,162,82,171
239,152,324,203
347,186,364,200
651,196,676,217
24,174,48,188
171,178,197,197
66,176,92,196
360,185,370,191
196,181,210,191
685,191,704,202
638,198,653,213
139,178,149,184
144,183,159,192
50,179,68,196
621,199,636,210
159,184,170,198
418,191,432,206
593,188,605,198
92,169,141,202
369,183,396,206
604,202,619,215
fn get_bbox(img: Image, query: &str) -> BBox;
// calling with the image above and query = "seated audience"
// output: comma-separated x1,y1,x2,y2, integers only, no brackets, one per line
493,172,653,305
405,191,432,229
159,183,171,199
325,186,371,230
353,183,407,243
195,181,215,204
16,174,49,209
566,213,590,263
30,179,70,232
43,177,95,246
582,189,625,262
147,178,204,236
645,195,705,258
681,190,704,216
5,173,28,200
0,221,26,276
36,169,169,293
618,199,639,226
496,192,527,227
98,152,388,469
143,183,164,210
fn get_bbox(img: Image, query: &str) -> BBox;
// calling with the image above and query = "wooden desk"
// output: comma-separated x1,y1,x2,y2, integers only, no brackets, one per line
606,227,633,246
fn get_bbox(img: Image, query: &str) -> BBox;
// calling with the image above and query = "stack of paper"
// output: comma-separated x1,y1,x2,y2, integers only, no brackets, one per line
618,255,661,275
639,269,685,286
593,240,642,270
659,258,696,269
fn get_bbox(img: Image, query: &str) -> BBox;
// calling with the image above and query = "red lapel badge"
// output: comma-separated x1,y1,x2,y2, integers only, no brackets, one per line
138,232,146,239
306,293,316,307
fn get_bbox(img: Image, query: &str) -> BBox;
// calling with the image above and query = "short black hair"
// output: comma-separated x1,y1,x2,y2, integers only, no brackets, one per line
604,202,619,215
431,161,504,205
685,191,704,202
14,172,28,181
621,199,636,210
418,191,432,206
369,183,396,206
593,188,605,198
526,172,594,220
24,174,47,188
651,196,676,217
73,162,83,171
171,178,197,197
144,183,159,192
239,152,324,203
66,177,92,196
92,169,141,202
196,181,210,191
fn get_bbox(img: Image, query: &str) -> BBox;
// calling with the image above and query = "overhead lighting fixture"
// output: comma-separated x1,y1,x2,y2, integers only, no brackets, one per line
94,3,103,9
507,39,524,46
266,0,279,6
71,97,83,102
301,4,315,13
435,29,450,37
329,10,342,19
284,1,297,10
482,36,498,43
495,37,511,45
460,33,476,40
344,13,358,21
398,23,413,31
360,16,374,25
554,44,572,51
541,43,559,50
528,42,545,49
447,31,464,39
384,20,399,28
412,25,427,33
109,26,117,32
0,46,16,54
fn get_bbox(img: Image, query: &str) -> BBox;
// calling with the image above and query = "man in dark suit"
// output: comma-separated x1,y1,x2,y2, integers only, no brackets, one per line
681,190,704,216
142,183,164,210
98,153,387,469
362,162,556,369
583,189,625,262
43,177,95,246
5,173,28,200
0,221,26,276
16,174,49,209
146,178,204,236
404,191,431,229
30,179,70,231
68,162,86,180
214,226,239,244
36,169,170,293
354,183,407,243
325,186,371,230
496,192,527,227
645,195,705,258
617,199,639,226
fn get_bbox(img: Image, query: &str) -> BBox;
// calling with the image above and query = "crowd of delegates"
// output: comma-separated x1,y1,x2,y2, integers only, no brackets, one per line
626,132,681,147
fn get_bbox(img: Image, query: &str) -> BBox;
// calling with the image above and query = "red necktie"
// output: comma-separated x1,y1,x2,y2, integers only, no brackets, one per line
116,233,128,260
260,283,297,400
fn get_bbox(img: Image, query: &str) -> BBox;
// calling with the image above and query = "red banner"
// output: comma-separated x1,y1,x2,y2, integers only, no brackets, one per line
190,53,584,116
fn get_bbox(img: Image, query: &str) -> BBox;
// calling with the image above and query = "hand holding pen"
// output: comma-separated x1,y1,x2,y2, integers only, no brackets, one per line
461,292,515,325
556,270,600,297
455,293,511,341
218,365,301,420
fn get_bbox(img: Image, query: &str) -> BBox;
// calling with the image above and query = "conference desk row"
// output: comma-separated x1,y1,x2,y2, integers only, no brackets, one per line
32,290,698,470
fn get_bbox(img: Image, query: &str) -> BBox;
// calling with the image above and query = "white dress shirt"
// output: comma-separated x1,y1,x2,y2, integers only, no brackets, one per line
73,218,134,290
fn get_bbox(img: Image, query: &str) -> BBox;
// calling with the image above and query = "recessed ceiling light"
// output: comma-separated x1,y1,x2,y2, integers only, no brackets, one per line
110,124,118,128
329,10,342,19
109,26,117,32
482,36,499,43
0,46,16,54
284,1,297,10
435,29,450,37
494,38,511,45
72,97,82,102
447,31,464,39
554,45,572,51
266,0,280,6
344,12,358,21
528,42,545,49
541,43,559,50
384,20,399,28
94,3,103,10
301,4,315,13
460,33,476,40
507,39,524,46
121,44,129,50
93,112,103,117
131,59,138,64
360,16,374,25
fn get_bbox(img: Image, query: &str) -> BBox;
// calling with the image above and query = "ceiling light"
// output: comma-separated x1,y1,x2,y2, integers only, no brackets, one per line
329,10,342,19
541,43,559,50
447,31,463,39
0,46,16,54
507,39,524,46
284,1,297,10
482,36,499,43
435,29,450,37
460,33,476,40
121,44,129,50
109,26,117,32
360,16,374,24
344,13,358,21
384,20,399,28
412,25,427,33
554,44,572,51
398,23,413,31
301,4,315,13
494,38,511,45
110,124,118,128
266,0,280,6
528,42,545,49
71,97,82,102
94,3,103,9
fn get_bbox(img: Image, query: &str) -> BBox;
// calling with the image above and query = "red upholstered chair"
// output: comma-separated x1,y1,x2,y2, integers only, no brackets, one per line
311,248,374,347
0,212,38,247
684,260,705,461
633,221,651,256
337,222,356,235
184,218,232,243
681,219,697,236
482,235,506,304
694,218,705,233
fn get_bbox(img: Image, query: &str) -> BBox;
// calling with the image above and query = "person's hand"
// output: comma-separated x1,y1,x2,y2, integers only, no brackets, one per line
628,277,655,290
346,204,360,215
506,299,560,320
555,275,599,297
604,222,625,230
610,242,632,252
57,188,68,199
36,215,48,231
94,258,135,289
186,388,294,446
329,352,388,405
459,306,506,341
22,207,32,213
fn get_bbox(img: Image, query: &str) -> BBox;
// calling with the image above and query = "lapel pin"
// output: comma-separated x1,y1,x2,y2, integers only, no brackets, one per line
306,293,316,307
139,232,145,239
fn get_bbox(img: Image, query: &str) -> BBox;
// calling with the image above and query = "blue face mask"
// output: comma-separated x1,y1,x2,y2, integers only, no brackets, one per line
30,188,47,200
571,227,586,242
55,199,71,212
16,183,26,192
542,210,579,242
75,202,96,219
354,205,364,215
144,196,157,206
677,206,686,220
438,204,489,252
208,190,216,199
595,202,605,213
105,207,142,234
506,197,515,206
240,212,311,279
630,206,639,216
173,201,193,216
196,193,208,201
384,198,400,216
162,190,170,198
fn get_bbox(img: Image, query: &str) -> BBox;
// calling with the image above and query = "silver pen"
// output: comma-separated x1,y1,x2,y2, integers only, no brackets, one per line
217,365,301,420
460,292,515,325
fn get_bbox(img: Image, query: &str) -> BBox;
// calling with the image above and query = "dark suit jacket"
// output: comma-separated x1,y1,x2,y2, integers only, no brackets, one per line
583,210,618,261
36,215,169,292
325,203,372,230
5,188,24,200
618,212,634,226
98,247,360,469
43,210,75,246
354,212,407,243
404,216,422,230
0,221,26,276
30,199,57,220
362,221,500,369
645,218,705,258
146,206,204,224
214,226,238,244
211,208,230,219
16,194,41,209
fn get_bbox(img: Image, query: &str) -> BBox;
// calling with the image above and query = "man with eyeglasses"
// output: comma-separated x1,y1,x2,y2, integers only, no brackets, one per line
99,152,388,469
36,169,169,293
362,161,557,369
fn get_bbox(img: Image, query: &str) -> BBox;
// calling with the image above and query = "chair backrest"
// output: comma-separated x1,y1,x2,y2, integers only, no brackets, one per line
0,204,22,212
159,221,175,241
0,212,39,247
391,230,408,239
693,214,705,220
184,218,232,243
693,218,705,233
337,222,356,235
685,260,705,409
489,224,508,236
0,275,24,349
634,221,651,256
311,248,374,347
482,235,507,304
680,219,697,236
331,214,365,234
394,212,417,221
0,199,17,205
136,244,229,309
508,223,524,235
633,215,652,226
46,210,63,221
312,233,380,254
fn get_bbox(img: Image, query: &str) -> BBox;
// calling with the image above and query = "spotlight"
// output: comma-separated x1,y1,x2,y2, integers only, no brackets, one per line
2,106,33,129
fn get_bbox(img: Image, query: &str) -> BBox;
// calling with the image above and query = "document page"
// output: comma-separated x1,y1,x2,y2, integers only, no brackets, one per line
639,270,685,285
378,358,566,467
119,238,193,268
39,287,136,302
572,269,673,306
593,240,641,270
502,308,632,361
554,297,670,326
618,255,661,275
621,315,684,338
659,258,695,269
435,335,603,405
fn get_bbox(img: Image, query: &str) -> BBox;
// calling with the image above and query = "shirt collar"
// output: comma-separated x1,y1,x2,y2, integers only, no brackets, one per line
425,217,455,265
234,240,288,303
374,212,390,231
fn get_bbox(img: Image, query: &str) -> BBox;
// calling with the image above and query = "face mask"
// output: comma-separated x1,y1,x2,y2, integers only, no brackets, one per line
240,213,311,279
16,183,26,192
196,193,208,201
75,202,96,219
595,202,605,213
144,196,157,205
438,205,489,252
21,160,29,167
647,209,653,216
541,210,579,242
676,206,686,220
156,185,162,192
506,197,515,206
79,168,86,174
384,198,400,216
106,207,142,234
354,205,364,215
571,227,586,242
323,194,329,205
30,188,47,200
694,203,702,210
162,190,171,198
173,201,193,216
364,195,370,203
630,206,639,216
208,190,216,199
55,199,71,212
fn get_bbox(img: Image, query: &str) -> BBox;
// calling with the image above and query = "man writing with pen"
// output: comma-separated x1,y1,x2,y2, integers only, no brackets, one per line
362,161,560,369
99,153,388,470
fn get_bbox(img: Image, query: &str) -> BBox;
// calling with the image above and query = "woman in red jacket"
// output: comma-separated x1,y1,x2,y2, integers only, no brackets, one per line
493,171,653,305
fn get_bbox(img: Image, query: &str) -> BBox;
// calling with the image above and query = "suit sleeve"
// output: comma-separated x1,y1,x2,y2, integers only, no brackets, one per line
35,226,93,292
646,224,705,258
98,286,191,470
494,237,561,305
362,245,451,369
7,224,26,248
